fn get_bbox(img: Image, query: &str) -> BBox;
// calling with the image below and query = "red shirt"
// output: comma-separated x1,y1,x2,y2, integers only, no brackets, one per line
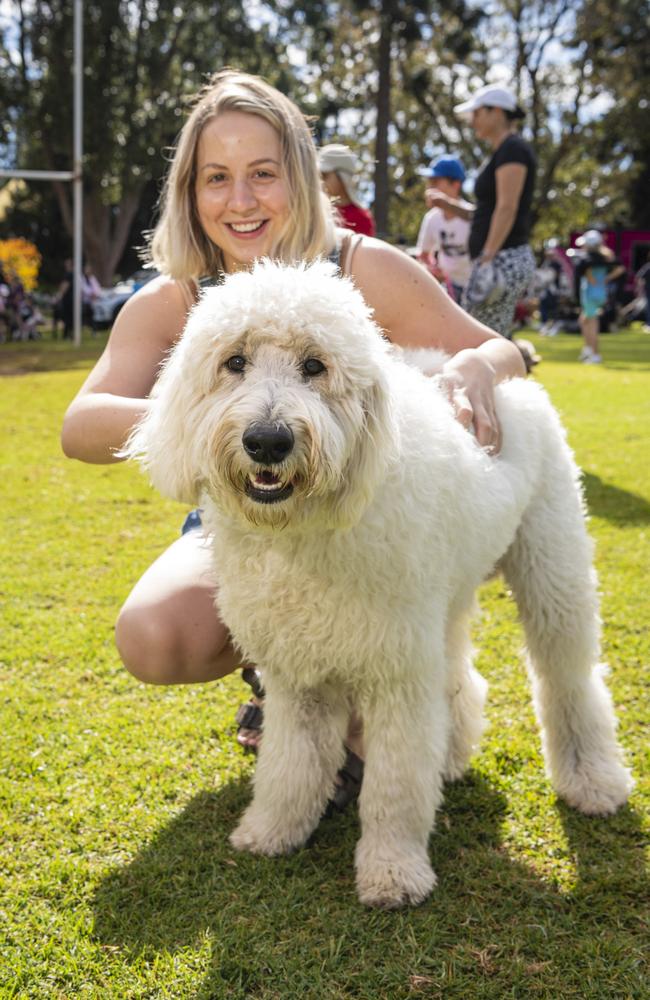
338,202,376,237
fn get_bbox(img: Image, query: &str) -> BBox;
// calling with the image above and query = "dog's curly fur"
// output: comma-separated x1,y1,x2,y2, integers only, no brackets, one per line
126,259,633,909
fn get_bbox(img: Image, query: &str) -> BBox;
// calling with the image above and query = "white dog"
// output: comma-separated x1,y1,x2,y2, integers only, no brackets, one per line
126,260,632,909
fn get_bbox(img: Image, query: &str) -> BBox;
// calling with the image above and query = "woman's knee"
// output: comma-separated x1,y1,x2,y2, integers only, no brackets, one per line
115,604,185,683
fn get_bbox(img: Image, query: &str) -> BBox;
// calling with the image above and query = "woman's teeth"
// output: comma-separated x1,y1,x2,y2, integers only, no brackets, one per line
230,221,265,233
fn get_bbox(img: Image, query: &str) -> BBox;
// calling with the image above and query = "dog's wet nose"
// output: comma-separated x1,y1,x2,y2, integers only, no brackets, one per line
242,422,294,464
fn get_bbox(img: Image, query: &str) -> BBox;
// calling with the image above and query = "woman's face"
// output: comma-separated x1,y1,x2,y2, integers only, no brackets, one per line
470,105,505,142
194,111,290,272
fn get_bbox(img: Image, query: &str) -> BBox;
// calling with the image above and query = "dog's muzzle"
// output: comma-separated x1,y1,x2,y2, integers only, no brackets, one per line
242,422,295,504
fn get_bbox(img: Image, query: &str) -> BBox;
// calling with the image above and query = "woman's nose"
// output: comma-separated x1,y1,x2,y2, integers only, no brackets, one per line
228,179,257,212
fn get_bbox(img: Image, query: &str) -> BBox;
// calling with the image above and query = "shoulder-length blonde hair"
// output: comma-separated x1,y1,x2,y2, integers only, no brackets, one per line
148,69,335,279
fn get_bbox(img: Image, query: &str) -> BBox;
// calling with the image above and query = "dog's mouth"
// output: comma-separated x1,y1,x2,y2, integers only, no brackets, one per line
245,470,295,504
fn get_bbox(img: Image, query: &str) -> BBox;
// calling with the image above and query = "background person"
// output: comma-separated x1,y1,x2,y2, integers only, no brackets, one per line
574,230,625,364
427,84,536,339
61,69,524,776
634,248,650,333
536,242,564,335
416,155,472,302
318,144,376,236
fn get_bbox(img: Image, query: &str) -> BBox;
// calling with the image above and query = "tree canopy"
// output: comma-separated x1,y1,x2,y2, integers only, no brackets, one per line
0,0,646,285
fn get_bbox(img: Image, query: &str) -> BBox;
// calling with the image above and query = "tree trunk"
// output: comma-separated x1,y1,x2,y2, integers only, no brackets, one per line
50,182,144,285
373,0,394,238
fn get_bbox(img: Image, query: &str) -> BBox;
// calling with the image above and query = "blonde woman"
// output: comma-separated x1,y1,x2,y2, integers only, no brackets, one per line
61,70,525,800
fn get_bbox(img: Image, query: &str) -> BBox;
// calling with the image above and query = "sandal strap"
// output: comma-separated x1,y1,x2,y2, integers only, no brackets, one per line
235,701,264,731
242,667,265,700
325,748,364,816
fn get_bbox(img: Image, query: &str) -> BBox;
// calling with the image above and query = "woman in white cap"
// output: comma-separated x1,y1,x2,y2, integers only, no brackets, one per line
574,230,625,363
62,70,526,809
318,144,376,236
428,84,536,339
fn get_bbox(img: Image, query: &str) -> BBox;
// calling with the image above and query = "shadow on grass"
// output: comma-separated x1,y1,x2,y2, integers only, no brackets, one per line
0,335,107,376
92,772,647,999
583,472,650,525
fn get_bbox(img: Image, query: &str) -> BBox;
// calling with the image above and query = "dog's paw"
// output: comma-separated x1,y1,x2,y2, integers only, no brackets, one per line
556,759,634,817
229,807,310,856
355,849,437,909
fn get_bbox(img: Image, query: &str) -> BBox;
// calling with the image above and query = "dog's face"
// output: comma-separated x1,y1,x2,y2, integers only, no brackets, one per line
126,261,395,531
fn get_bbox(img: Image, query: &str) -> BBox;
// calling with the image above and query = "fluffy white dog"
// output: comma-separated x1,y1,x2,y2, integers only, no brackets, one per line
126,260,633,909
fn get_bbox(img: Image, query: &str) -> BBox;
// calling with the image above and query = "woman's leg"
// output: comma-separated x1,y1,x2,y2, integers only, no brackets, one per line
115,529,243,684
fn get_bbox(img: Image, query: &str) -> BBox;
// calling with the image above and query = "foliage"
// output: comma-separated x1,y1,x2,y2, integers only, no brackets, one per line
0,235,41,289
0,328,648,996
0,0,286,283
573,0,650,228
0,1,647,269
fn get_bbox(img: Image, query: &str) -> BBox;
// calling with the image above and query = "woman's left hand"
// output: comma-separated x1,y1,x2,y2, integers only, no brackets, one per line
436,349,502,454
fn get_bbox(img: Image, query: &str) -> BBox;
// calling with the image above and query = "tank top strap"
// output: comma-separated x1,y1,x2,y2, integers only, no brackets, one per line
331,231,363,276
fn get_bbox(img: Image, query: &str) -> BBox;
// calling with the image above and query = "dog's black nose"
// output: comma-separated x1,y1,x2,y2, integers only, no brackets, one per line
242,422,294,464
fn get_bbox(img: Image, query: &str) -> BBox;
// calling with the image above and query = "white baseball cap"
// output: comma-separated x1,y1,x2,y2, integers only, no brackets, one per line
454,84,525,120
576,229,603,249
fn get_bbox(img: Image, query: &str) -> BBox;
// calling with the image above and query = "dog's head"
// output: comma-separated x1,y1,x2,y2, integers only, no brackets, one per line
124,259,396,530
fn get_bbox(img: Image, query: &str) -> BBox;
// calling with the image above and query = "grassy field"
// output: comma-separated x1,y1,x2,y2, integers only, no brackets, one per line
1,328,648,999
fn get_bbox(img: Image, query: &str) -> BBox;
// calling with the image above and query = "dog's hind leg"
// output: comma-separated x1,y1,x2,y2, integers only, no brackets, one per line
501,476,633,816
444,606,488,782
230,678,348,856
355,665,447,908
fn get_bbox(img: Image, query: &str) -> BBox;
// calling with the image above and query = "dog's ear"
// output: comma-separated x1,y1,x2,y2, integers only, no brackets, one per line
120,347,204,506
334,367,396,528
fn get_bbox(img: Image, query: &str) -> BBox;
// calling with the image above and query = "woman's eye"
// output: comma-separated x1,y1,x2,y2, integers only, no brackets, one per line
225,355,246,373
302,357,326,377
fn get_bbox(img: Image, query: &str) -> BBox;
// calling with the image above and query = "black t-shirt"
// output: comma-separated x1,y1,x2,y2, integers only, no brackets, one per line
469,133,536,259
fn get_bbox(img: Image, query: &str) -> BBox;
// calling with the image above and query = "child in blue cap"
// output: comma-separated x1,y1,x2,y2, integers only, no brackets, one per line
416,156,473,302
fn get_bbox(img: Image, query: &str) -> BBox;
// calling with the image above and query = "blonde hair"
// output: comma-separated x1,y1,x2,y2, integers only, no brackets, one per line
148,69,335,278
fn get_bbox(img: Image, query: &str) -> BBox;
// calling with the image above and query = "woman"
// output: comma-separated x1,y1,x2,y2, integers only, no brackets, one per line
61,69,525,784
317,143,376,237
428,84,536,338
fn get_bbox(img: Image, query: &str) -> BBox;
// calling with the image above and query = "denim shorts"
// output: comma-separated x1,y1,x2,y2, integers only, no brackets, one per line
181,508,203,534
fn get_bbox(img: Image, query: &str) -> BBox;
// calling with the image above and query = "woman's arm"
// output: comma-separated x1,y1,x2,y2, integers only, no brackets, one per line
350,239,526,452
479,162,527,261
61,276,190,464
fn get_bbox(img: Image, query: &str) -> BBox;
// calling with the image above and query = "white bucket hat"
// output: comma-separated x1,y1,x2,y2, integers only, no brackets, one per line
454,84,525,120
317,144,364,208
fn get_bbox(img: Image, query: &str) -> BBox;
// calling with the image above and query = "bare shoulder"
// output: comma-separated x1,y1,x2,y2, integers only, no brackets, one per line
347,237,499,352
115,274,194,349
77,274,196,398
347,238,455,344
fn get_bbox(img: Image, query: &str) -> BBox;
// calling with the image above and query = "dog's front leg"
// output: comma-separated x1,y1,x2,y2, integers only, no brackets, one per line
355,674,448,908
230,679,348,856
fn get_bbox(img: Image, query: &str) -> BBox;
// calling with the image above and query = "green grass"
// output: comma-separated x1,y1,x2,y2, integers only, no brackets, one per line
1,328,648,999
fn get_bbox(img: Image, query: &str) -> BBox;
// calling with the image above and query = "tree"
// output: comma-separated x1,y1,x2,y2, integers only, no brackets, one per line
574,0,650,229
0,1,283,284
283,0,485,238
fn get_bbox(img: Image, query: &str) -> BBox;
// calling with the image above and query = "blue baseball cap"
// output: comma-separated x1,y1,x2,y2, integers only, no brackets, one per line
429,155,465,182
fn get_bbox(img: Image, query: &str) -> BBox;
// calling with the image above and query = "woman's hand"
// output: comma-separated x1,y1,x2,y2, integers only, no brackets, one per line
436,349,502,454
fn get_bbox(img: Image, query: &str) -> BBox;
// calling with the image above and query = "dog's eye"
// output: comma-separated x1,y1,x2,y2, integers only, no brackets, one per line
302,357,326,377
225,355,246,373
